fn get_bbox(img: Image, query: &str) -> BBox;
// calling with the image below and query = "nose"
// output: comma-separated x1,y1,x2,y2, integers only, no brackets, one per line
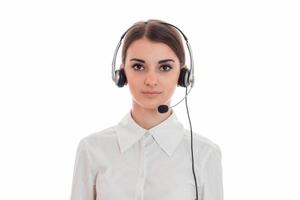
144,71,158,87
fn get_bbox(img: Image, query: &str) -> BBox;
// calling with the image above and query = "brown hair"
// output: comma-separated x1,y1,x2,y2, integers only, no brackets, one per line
121,19,185,67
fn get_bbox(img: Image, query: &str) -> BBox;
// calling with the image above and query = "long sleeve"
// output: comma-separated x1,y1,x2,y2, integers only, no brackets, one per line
70,139,97,200
201,145,224,200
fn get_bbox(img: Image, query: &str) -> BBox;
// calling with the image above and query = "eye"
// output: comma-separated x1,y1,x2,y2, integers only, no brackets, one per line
159,65,172,72
132,63,144,71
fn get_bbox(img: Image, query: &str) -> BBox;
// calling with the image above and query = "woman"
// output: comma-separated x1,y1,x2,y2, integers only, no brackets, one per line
70,19,223,200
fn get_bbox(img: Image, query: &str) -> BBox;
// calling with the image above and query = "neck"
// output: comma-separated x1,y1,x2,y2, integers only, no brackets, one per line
130,102,173,130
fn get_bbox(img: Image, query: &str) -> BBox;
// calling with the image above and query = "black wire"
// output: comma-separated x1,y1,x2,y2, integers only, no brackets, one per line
185,86,198,200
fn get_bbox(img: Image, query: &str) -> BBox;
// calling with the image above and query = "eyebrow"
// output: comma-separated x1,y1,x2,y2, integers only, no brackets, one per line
130,58,175,64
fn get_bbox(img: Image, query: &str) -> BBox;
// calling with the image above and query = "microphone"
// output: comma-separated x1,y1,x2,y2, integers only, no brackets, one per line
158,105,169,113
157,86,193,114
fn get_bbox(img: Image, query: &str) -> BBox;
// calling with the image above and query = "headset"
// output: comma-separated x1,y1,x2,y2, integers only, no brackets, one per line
111,21,199,200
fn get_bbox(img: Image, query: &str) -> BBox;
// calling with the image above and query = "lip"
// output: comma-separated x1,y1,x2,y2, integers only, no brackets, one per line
141,91,162,98
142,91,162,94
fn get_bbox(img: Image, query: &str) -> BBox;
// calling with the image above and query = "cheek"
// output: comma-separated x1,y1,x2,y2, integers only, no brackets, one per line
127,81,139,93
162,76,178,90
126,78,142,97
166,84,178,97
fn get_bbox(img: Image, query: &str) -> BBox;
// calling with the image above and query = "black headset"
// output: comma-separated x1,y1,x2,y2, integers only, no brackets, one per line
111,22,195,89
111,21,199,200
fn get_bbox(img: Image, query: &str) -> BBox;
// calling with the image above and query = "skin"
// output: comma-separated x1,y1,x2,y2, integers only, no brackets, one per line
121,37,183,130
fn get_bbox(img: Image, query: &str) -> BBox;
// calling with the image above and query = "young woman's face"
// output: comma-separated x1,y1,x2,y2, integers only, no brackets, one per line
123,37,181,111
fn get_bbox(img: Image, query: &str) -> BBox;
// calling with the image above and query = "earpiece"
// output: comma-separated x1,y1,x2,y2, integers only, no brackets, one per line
178,67,191,87
114,68,127,87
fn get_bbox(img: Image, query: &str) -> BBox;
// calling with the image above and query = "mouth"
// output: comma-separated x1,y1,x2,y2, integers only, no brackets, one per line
142,91,162,94
141,91,162,97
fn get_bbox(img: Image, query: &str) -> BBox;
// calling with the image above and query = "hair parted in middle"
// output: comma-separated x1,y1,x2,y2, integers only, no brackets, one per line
121,19,186,68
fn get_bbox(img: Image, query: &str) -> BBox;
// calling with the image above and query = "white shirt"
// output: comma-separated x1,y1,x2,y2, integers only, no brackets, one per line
70,110,223,200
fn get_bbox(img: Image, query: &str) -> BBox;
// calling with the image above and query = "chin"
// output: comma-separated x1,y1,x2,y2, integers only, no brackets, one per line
133,94,170,110
134,99,161,111
141,102,160,110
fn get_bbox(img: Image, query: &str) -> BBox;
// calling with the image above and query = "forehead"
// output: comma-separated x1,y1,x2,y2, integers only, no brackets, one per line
126,38,178,61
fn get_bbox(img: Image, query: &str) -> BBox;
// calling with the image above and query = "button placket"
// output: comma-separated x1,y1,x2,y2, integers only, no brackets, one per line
136,134,149,200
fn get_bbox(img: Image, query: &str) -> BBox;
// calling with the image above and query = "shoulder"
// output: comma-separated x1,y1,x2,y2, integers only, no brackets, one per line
182,128,222,160
77,125,118,152
183,128,221,150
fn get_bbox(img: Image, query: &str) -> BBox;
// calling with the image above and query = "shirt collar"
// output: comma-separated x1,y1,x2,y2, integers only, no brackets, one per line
116,110,185,157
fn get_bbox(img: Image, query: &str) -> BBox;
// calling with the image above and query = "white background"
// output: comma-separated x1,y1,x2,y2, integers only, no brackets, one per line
0,0,299,199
